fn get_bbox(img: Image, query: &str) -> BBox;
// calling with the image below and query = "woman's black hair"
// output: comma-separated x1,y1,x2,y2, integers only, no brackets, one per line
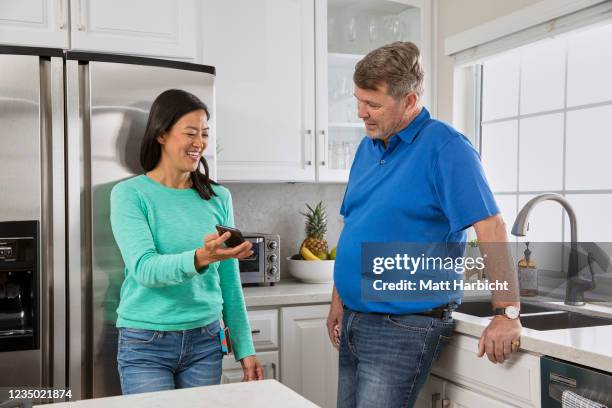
140,89,218,200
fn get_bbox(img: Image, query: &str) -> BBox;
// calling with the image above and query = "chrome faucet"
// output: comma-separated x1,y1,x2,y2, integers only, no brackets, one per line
511,193,593,306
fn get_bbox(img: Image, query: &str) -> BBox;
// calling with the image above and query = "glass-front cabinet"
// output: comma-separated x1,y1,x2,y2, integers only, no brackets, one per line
316,0,431,182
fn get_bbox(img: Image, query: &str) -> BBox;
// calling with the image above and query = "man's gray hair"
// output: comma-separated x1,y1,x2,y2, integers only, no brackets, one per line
353,41,424,100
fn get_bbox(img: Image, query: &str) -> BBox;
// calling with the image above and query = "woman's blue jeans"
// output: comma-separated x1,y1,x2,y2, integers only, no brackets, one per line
117,320,223,395
337,309,454,408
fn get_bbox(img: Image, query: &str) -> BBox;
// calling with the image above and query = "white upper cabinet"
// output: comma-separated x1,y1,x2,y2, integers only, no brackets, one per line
0,0,196,59
208,0,317,182
213,0,431,182
0,0,69,48
69,0,196,59
317,0,432,182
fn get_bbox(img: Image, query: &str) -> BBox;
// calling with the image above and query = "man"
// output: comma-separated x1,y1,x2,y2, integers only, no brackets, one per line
327,42,521,407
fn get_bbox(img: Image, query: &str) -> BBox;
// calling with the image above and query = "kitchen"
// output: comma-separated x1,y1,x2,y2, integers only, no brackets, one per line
1,0,612,407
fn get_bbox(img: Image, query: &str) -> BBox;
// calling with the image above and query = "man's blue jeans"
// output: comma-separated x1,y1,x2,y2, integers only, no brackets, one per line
117,320,223,395
338,309,454,408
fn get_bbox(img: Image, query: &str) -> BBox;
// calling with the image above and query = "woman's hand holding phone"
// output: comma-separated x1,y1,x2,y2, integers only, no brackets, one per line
195,232,253,269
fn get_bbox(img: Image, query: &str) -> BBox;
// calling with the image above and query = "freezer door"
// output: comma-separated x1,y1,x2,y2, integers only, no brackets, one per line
66,58,215,399
0,53,66,400
0,54,42,222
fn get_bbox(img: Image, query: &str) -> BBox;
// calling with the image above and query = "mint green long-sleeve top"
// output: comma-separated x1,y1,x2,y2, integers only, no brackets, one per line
110,175,255,360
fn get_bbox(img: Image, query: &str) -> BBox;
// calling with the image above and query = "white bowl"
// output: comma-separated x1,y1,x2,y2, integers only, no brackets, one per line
286,257,335,283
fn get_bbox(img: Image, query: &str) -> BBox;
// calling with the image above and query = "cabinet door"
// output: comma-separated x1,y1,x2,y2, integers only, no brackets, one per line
431,334,540,407
281,305,338,408
445,382,513,408
206,0,317,182
0,0,69,48
221,350,279,384
414,375,445,408
69,0,196,59
315,0,433,183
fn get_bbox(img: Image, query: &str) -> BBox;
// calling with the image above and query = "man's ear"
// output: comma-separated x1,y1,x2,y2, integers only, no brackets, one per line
403,92,418,111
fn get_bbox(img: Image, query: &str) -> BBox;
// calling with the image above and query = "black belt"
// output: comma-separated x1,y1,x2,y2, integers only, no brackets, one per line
415,307,453,320
344,304,455,320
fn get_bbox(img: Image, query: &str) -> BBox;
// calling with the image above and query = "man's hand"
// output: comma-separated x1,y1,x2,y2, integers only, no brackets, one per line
240,355,264,381
327,286,343,350
477,316,522,363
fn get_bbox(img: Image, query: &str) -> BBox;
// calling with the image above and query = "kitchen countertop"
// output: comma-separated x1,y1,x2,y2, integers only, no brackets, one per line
35,380,317,408
453,300,612,372
242,279,333,307
245,280,612,372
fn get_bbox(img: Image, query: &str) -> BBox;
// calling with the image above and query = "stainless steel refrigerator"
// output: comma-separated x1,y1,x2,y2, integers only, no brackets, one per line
0,46,216,401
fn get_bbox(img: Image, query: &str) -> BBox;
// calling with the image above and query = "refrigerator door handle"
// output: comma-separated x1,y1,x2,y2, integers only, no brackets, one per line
50,56,68,396
38,55,68,399
66,59,90,400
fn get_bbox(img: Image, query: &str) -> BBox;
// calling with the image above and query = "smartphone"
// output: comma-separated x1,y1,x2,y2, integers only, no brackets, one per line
219,326,233,355
215,225,246,248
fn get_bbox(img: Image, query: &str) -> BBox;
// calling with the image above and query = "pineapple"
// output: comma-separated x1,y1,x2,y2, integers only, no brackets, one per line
300,201,329,259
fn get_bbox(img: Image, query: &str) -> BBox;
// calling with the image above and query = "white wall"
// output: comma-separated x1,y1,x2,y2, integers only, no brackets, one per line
435,0,542,123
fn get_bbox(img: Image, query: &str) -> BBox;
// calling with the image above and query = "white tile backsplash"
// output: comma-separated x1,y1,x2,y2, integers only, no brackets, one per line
225,183,347,279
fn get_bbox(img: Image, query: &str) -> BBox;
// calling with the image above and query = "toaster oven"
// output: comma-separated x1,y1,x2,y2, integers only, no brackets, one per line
239,233,280,285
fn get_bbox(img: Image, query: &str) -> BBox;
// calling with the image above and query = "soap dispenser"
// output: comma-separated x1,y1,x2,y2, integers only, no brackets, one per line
518,242,538,297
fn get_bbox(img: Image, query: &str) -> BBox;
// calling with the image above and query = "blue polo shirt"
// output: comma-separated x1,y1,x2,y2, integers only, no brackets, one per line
334,107,499,315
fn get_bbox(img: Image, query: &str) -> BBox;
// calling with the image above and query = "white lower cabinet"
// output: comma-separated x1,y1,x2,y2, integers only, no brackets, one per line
431,333,541,407
414,375,445,408
416,376,518,408
221,350,279,384
415,333,541,407
281,304,338,408
240,306,540,408
221,309,280,383
444,381,515,408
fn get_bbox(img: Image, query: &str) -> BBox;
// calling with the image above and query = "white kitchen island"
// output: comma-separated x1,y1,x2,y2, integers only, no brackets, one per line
36,380,319,408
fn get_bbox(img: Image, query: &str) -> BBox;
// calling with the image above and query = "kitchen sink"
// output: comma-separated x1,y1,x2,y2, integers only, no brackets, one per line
520,311,612,331
454,301,612,330
454,301,555,317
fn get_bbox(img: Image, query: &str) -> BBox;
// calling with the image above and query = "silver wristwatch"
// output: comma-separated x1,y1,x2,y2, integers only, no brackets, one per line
493,306,520,320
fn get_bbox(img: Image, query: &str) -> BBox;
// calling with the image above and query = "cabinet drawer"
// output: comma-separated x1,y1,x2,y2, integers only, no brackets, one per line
248,309,278,350
432,333,540,407
222,350,279,383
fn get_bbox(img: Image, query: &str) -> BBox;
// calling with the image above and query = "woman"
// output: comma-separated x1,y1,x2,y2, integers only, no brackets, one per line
110,89,262,395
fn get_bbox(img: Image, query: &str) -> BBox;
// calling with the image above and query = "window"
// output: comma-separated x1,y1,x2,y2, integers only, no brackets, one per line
478,21,612,242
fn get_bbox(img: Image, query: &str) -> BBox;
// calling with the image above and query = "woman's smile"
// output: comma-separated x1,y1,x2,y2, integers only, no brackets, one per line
186,149,202,162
